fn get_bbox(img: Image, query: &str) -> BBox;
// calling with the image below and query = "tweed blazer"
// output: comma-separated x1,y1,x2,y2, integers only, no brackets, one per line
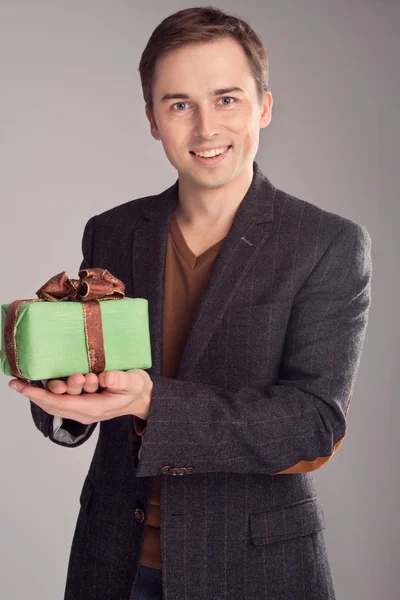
30,161,372,600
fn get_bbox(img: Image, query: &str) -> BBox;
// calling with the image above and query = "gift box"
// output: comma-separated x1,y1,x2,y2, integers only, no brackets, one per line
1,268,152,381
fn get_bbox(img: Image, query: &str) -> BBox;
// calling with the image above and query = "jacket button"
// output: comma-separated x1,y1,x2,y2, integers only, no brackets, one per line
159,465,171,474
134,508,145,523
170,468,184,476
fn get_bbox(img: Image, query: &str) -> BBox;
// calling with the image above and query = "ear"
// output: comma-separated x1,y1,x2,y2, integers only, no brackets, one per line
145,106,162,141
260,91,273,129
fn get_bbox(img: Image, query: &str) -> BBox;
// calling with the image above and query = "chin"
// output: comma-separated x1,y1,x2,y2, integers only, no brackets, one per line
193,173,233,190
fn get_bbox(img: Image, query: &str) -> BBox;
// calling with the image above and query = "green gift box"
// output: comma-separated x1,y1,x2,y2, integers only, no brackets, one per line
1,268,152,381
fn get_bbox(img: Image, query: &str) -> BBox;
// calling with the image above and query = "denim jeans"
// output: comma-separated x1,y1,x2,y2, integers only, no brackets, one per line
130,564,163,599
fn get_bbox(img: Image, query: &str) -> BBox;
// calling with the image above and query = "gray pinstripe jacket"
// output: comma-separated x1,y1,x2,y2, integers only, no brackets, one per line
30,161,372,599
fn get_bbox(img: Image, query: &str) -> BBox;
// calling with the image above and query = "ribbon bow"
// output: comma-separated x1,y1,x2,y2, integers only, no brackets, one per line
4,268,126,381
36,268,125,302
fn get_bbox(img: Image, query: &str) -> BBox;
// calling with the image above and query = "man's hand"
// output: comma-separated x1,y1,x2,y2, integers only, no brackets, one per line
8,370,153,424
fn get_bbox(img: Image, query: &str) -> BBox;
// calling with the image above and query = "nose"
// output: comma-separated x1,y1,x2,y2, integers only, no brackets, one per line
193,105,220,141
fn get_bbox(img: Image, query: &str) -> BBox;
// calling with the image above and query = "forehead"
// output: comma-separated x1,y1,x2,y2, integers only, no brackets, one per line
153,38,255,97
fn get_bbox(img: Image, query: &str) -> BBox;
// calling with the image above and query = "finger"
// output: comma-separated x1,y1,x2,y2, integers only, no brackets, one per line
66,373,86,395
98,370,144,394
46,378,68,394
97,370,128,391
9,378,27,392
82,372,99,393
97,371,117,389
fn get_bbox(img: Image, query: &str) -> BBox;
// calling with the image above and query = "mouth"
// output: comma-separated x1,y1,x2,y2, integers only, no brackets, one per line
189,145,232,166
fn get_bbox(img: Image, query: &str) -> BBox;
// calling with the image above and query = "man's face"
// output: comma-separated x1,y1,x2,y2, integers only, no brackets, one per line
145,37,273,190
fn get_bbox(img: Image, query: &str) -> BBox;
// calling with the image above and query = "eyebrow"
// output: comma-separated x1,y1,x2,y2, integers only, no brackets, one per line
160,87,245,103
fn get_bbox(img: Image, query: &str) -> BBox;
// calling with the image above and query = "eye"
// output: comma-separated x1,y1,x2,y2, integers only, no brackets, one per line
171,97,237,111
172,101,190,111
219,96,236,106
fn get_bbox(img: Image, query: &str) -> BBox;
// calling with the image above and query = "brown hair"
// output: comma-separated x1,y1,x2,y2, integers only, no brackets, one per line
138,6,270,121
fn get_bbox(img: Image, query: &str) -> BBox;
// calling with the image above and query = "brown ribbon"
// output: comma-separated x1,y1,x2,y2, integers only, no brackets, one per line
4,268,125,381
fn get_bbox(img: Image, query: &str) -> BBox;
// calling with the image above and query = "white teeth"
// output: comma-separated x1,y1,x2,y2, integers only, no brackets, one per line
194,146,229,158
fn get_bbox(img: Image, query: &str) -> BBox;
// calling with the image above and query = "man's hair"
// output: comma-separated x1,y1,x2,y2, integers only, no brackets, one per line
138,6,270,121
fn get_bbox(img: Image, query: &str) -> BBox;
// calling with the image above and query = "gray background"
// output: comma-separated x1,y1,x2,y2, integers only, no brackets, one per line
0,0,398,598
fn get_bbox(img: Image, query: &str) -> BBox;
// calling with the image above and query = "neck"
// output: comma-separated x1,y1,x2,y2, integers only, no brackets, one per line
175,163,254,227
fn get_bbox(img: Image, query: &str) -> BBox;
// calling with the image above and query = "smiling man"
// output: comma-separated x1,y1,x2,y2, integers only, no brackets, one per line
15,6,372,600
147,36,272,224
145,36,272,261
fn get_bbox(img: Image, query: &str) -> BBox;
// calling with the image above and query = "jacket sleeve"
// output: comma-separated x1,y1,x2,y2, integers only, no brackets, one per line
134,222,372,477
30,215,99,448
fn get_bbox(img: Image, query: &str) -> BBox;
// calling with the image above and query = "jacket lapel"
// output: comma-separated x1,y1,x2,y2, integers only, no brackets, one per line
131,161,276,378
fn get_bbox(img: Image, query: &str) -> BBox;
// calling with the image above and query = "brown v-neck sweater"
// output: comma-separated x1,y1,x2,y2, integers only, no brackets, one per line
133,209,226,570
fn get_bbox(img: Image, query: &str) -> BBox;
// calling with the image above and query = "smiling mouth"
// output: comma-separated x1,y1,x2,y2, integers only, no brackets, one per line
189,145,232,157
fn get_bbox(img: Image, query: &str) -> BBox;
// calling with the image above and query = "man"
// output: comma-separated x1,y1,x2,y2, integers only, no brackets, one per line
9,7,372,600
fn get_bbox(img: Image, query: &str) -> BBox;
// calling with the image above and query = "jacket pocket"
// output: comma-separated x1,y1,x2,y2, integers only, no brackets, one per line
79,477,94,513
250,497,326,546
